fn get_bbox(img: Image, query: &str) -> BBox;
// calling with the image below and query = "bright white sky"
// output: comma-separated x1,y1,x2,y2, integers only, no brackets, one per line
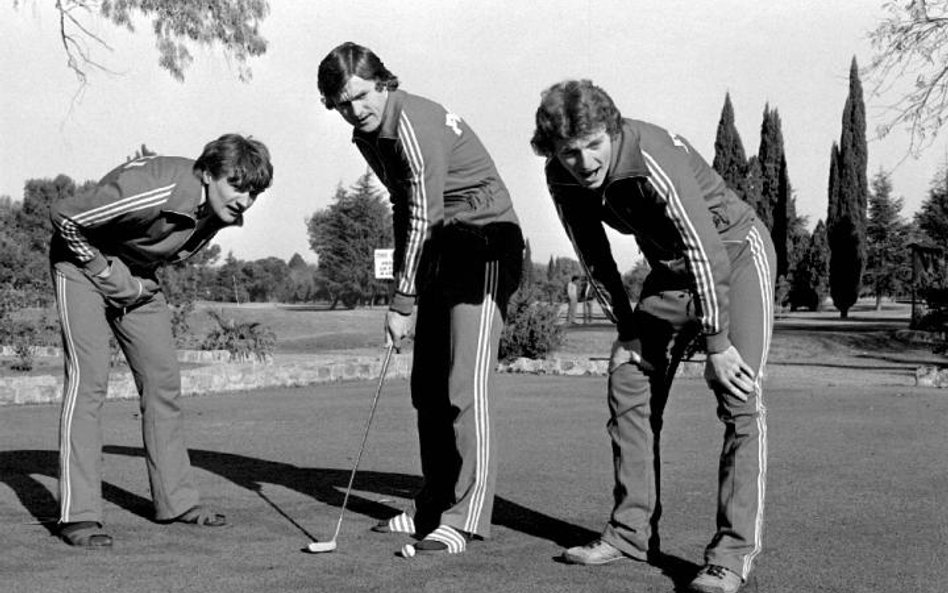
1,1,943,270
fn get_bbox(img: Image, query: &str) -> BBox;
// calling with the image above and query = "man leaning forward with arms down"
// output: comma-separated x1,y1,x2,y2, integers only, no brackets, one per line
532,80,775,593
317,42,523,556
49,134,273,548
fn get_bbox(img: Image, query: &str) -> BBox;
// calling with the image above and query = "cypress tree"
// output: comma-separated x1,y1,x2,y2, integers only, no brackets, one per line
520,239,535,290
713,92,747,195
744,156,764,219
757,104,782,231
774,151,791,278
828,57,869,318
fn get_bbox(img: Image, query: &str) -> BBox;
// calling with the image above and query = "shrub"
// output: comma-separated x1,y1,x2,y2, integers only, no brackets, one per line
201,309,277,362
499,287,563,361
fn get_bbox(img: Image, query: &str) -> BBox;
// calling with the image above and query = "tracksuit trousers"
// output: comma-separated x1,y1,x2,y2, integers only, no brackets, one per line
600,222,775,579
408,244,520,539
52,261,199,524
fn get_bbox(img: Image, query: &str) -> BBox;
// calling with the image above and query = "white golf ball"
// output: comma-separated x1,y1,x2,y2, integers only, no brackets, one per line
401,543,416,558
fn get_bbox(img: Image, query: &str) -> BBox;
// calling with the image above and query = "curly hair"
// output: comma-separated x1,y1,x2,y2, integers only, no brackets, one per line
317,42,400,110
193,134,273,196
530,79,623,157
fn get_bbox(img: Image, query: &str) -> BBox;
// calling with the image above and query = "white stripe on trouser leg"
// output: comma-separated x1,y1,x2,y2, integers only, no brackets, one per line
55,270,82,522
424,525,467,553
463,260,499,535
740,228,772,578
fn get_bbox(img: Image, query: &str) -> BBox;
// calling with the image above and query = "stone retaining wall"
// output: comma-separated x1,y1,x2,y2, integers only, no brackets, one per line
1,345,232,363
0,354,707,407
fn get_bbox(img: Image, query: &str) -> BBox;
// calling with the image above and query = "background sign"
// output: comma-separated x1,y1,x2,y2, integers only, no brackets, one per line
374,248,394,280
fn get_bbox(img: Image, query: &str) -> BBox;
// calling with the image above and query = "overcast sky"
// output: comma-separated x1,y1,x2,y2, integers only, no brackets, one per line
1,1,942,270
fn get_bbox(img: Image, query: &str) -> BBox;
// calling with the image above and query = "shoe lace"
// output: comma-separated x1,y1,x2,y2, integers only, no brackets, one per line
704,565,731,579
584,539,607,550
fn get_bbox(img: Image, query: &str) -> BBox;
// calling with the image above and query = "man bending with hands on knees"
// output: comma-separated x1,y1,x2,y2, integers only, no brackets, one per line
49,133,273,548
532,79,775,593
317,42,522,556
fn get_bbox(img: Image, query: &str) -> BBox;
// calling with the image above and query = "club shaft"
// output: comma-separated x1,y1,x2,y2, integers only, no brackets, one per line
329,344,395,542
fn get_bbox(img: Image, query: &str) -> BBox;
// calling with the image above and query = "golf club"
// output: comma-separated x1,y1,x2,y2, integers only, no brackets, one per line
306,343,396,554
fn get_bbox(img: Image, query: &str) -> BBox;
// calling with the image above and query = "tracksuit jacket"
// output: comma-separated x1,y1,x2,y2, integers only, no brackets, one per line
352,89,520,315
49,156,228,302
546,118,761,353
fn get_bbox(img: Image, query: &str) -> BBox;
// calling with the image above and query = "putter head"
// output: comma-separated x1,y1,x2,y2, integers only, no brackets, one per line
305,540,337,553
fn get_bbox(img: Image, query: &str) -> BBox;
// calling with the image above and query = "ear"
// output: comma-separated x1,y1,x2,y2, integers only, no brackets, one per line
201,170,213,185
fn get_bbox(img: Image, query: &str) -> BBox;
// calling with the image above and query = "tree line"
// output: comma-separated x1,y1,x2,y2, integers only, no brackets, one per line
8,56,948,338
711,56,948,322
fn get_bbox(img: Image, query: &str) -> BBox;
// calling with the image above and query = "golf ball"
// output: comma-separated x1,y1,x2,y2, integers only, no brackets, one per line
401,543,416,558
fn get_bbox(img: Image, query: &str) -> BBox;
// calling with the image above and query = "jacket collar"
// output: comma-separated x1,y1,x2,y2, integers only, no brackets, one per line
161,170,241,228
546,119,650,189
352,89,406,143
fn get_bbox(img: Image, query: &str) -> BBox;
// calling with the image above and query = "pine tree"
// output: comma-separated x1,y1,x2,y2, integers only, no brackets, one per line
866,169,909,309
306,171,393,309
713,92,747,195
828,57,869,318
790,220,830,311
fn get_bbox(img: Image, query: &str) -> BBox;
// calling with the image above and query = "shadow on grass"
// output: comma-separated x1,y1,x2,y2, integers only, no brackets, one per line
1,447,699,587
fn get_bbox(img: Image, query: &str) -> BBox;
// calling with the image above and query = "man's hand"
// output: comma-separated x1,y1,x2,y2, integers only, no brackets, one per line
705,346,755,401
385,310,414,351
609,338,653,374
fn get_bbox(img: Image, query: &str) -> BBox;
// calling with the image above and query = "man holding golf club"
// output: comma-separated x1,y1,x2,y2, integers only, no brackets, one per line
531,80,775,593
49,134,273,548
316,42,523,556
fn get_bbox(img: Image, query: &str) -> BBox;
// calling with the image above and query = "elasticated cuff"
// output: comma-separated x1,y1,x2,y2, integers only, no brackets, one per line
705,331,732,354
83,254,109,277
389,292,415,316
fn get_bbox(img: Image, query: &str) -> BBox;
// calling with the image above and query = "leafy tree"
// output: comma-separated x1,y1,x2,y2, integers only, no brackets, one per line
306,171,393,309
828,59,869,318
13,0,270,84
540,256,581,303
158,243,220,345
868,0,948,152
713,92,747,196
789,220,830,311
286,252,320,303
866,169,911,308
916,163,948,243
0,175,92,305
621,259,650,303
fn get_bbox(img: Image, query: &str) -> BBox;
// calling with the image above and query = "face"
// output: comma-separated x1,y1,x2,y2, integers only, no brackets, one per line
203,172,257,224
332,75,389,133
553,128,613,189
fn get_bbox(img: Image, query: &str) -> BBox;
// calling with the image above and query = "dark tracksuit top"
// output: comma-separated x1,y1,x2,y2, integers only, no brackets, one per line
546,118,761,354
351,89,521,539
49,155,231,299
547,118,774,578
352,89,520,315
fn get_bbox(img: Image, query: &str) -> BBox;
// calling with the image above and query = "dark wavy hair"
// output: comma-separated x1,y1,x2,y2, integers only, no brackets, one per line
317,42,400,110
193,133,274,196
530,79,623,158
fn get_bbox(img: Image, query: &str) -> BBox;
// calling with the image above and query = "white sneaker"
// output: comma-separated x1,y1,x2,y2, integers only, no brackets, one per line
561,539,642,565
689,564,744,593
